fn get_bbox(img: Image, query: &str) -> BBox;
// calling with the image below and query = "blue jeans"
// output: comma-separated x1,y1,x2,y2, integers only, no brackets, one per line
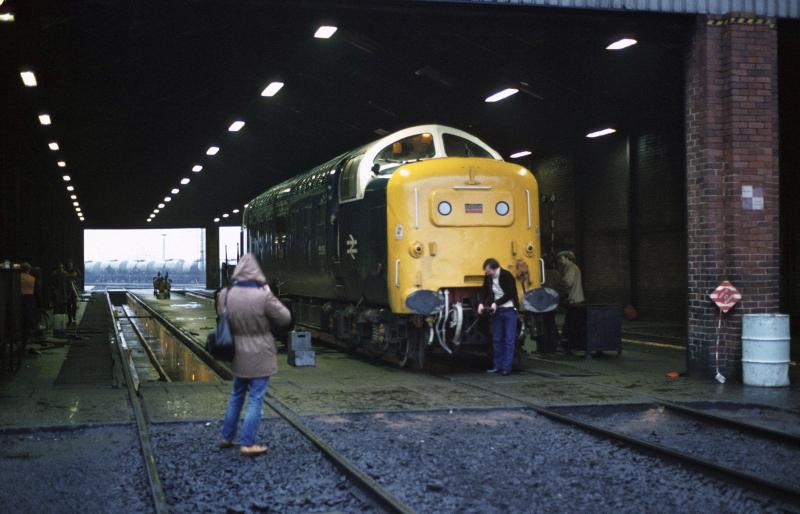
492,308,517,372
222,377,269,446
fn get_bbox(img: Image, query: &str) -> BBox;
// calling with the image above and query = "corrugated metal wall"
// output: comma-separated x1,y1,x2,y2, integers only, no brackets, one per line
409,0,800,18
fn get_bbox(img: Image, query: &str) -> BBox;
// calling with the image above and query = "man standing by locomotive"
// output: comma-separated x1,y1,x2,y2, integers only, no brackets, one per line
478,258,519,376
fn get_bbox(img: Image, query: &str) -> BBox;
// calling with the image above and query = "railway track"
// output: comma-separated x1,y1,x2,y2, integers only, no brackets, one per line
130,290,800,509
105,292,170,514
123,291,414,514
435,372,800,507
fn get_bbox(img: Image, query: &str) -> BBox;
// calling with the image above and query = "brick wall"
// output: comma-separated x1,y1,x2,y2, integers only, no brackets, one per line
685,15,780,379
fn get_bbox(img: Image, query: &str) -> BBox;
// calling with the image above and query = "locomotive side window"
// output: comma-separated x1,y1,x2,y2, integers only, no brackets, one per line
339,155,362,202
374,133,435,173
442,134,493,158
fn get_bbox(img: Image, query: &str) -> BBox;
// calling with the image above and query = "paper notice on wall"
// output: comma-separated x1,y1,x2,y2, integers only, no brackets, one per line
741,184,764,210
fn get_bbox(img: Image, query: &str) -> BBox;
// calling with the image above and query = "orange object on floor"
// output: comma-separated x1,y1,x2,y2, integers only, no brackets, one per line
666,371,680,379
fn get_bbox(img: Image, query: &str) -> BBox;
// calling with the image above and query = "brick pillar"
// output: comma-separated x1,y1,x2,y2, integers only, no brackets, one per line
685,15,780,380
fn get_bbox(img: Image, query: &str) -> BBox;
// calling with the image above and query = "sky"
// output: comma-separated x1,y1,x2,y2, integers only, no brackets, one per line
219,226,241,264
84,229,205,262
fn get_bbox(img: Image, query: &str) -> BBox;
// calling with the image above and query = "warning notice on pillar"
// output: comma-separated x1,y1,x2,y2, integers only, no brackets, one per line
741,185,764,210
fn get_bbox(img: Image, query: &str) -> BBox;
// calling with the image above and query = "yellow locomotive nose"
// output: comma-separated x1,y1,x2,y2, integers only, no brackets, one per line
385,157,541,314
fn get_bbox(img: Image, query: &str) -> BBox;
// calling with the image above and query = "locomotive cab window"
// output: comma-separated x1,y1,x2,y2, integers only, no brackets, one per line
443,134,493,158
373,133,435,173
339,155,362,202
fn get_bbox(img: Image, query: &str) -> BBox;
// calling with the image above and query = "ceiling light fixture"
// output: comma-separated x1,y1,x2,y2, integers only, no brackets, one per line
147,219,152,223
38,114,52,125
244,203,249,208
180,177,190,185
158,203,165,208
72,201,79,207
222,213,229,218
57,161,66,167
509,150,532,159
606,38,638,50
171,188,179,194
192,165,203,172
154,209,160,213
67,185,74,191
48,142,59,151
314,25,338,39
62,175,71,181
260,81,284,97
20,71,37,87
228,120,245,132
485,88,518,103
586,128,617,138
0,13,14,23
206,146,219,156
214,217,220,223
70,194,77,200
232,209,240,214
164,196,171,202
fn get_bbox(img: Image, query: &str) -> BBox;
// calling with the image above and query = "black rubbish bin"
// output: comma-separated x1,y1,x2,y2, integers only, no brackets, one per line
563,303,623,358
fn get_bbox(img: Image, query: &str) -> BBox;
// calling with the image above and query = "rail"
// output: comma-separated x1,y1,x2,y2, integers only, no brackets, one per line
105,292,170,514
135,292,415,514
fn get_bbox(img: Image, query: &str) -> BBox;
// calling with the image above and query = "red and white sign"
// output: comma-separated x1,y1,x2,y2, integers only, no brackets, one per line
709,281,742,313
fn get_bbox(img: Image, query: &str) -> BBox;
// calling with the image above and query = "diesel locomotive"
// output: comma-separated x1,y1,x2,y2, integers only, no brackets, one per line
242,125,543,369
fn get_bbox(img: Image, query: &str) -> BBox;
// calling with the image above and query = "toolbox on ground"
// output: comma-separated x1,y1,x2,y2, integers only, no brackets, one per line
287,330,315,367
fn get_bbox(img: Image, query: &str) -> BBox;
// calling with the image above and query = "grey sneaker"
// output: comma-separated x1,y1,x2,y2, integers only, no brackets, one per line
486,368,499,374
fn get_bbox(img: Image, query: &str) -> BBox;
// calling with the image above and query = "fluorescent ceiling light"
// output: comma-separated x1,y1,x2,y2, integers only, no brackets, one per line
72,201,79,207
0,13,14,23
606,38,638,50
20,71,37,87
509,150,531,159
206,146,219,156
260,81,284,97
192,165,203,172
222,213,229,218
171,188,179,194
586,128,617,138
66,185,74,191
57,161,66,167
48,142,59,151
228,120,245,132
164,196,171,202
147,219,152,223
75,207,81,212
214,217,220,223
70,194,77,200
180,177,190,185
232,209,239,214
62,175,71,181
314,25,338,39
154,209,160,213
38,114,52,125
485,88,518,103
158,203,165,208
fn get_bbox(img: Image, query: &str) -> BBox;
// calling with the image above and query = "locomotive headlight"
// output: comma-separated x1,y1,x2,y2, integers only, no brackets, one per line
495,201,510,216
437,201,452,216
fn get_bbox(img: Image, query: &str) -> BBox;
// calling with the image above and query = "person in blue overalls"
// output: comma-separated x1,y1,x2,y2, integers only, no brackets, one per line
478,258,519,376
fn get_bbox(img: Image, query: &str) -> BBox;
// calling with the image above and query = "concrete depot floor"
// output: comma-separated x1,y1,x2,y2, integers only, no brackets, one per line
131,290,800,422
0,299,131,428
2,289,799,427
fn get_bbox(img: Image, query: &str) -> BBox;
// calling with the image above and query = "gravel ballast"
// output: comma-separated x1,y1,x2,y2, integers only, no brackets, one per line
304,408,790,513
0,425,152,513
559,403,800,490
149,420,377,513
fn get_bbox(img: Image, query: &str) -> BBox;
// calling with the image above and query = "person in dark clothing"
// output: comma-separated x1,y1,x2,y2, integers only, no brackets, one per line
153,272,162,295
478,258,519,376
50,263,68,319
20,263,38,341
64,260,81,325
